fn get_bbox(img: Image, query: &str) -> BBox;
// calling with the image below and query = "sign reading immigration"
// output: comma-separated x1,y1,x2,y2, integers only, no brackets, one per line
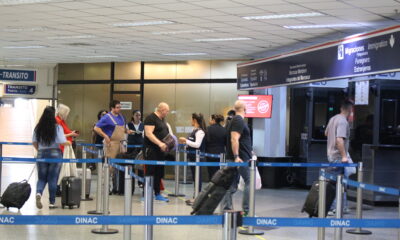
238,95,273,118
0,69,36,82
237,25,400,90
5,84,36,95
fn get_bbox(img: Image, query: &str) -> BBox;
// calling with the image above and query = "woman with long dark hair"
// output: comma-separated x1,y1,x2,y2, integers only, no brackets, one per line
32,106,70,209
179,113,206,205
206,114,226,179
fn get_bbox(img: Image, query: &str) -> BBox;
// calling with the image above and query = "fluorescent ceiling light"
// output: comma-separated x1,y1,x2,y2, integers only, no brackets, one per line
243,12,323,20
162,53,207,56
3,45,47,49
80,55,119,58
112,20,173,27
5,57,39,60
194,37,252,42
284,23,360,29
47,35,95,40
2,27,51,32
153,29,214,35
0,64,24,67
0,0,52,5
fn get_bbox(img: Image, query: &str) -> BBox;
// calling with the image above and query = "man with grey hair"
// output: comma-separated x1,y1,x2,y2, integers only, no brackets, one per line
222,100,252,215
143,102,170,202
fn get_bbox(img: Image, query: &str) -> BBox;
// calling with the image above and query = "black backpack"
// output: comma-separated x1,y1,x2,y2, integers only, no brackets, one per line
1,180,31,210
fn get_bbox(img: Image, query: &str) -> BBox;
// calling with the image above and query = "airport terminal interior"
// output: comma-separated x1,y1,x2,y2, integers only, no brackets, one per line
0,0,400,239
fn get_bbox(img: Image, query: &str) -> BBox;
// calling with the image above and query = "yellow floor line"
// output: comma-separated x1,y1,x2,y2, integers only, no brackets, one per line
166,189,268,240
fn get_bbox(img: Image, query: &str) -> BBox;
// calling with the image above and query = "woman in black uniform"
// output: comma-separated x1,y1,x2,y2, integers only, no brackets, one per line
206,114,226,180
179,113,207,204
127,110,144,154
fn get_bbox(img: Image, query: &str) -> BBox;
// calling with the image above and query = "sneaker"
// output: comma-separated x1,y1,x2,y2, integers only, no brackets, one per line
49,204,58,209
328,210,335,216
155,194,169,202
36,194,42,209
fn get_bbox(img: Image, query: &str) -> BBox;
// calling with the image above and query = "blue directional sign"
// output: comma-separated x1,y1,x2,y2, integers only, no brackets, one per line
0,69,36,82
4,84,36,95
237,25,400,90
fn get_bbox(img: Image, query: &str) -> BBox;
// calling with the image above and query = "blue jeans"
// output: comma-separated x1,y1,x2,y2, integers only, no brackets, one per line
36,149,62,204
222,163,250,212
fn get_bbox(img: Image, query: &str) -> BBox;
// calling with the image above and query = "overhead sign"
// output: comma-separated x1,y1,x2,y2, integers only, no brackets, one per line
120,101,132,110
237,25,400,90
4,84,36,95
238,95,273,118
0,69,36,82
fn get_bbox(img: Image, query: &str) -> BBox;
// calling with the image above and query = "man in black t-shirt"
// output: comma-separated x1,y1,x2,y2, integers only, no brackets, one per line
222,100,252,214
143,102,170,202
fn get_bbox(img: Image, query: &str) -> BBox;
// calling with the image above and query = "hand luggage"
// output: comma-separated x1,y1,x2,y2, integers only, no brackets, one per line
191,167,237,215
61,176,81,209
112,152,137,195
1,165,35,210
0,180,31,210
77,168,91,198
302,180,336,217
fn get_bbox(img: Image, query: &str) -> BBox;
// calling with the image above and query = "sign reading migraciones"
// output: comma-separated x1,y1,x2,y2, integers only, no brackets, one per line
237,25,400,90
0,69,36,82
4,84,36,95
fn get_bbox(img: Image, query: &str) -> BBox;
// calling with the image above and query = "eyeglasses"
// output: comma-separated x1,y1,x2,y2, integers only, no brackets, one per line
115,106,121,109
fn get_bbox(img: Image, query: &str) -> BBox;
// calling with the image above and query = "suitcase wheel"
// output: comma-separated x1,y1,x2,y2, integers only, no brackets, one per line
69,206,73,209
77,204,80,208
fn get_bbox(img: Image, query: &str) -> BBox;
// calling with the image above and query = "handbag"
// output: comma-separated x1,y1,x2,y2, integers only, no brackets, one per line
161,133,176,152
58,145,78,185
238,167,262,191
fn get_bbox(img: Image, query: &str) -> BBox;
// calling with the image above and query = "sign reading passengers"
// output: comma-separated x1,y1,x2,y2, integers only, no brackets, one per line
0,69,36,82
237,25,400,90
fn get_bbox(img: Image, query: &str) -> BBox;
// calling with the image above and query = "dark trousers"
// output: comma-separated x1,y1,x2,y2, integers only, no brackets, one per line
144,148,165,196
206,157,219,181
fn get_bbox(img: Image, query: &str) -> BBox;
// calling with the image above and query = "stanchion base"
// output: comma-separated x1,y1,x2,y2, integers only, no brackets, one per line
168,193,185,197
346,229,372,235
239,229,264,235
179,181,193,184
91,228,118,234
81,197,93,201
87,210,110,215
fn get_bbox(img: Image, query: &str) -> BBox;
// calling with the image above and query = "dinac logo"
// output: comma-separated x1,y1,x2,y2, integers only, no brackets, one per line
257,100,270,114
338,44,344,60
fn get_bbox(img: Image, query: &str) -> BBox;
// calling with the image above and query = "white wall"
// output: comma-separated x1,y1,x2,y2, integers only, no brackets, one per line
253,86,287,157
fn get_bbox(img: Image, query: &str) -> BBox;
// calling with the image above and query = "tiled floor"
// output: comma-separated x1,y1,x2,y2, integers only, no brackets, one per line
0,162,398,240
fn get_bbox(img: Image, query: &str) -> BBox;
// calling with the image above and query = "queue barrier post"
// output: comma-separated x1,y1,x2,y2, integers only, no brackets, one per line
180,145,192,184
124,165,132,240
169,146,184,197
88,148,104,215
346,162,372,235
91,157,118,234
239,159,263,235
318,169,327,240
194,150,201,199
80,147,92,201
334,174,344,240
144,176,154,240
223,211,241,240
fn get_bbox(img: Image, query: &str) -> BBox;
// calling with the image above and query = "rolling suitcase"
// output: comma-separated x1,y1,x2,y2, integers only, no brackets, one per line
61,176,81,209
191,167,237,215
0,180,31,210
113,152,136,195
302,180,336,217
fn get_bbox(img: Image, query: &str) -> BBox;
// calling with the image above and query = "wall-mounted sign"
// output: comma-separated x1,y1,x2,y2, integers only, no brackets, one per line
355,80,369,105
237,25,400,90
238,95,273,118
4,84,36,95
0,69,36,82
120,101,132,110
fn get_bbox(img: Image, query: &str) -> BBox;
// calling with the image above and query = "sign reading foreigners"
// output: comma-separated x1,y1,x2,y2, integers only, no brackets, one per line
237,25,400,90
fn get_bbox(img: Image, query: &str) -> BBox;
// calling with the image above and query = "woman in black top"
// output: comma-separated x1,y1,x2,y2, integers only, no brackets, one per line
127,110,144,154
206,114,226,179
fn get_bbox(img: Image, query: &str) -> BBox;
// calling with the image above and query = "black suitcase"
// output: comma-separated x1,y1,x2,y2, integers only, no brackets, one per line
302,180,336,217
0,180,31,210
113,152,136,195
191,167,237,215
61,176,81,209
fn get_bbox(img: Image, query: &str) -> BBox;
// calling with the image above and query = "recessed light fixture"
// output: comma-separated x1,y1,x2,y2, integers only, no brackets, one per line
153,29,214,35
47,35,95,40
3,45,47,49
162,53,208,56
0,0,52,5
112,20,174,27
194,37,252,42
243,12,323,20
283,23,360,29
80,55,119,58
